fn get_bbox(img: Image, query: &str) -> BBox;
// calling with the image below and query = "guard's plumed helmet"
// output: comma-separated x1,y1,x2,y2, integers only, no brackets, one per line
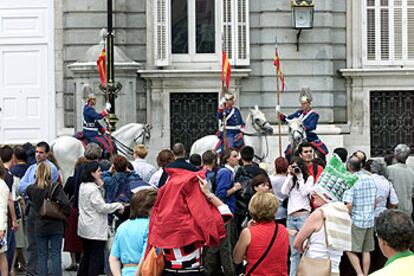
87,93,96,103
224,93,235,101
299,86,312,103
83,84,96,103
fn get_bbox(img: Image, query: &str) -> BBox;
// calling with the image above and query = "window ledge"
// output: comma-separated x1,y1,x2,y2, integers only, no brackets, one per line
138,68,251,79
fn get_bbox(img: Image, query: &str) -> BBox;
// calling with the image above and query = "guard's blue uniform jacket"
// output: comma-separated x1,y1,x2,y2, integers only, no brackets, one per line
83,104,106,139
280,109,328,155
217,107,245,148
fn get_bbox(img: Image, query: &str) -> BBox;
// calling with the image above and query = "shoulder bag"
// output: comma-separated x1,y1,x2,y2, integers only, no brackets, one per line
244,222,279,276
297,216,331,276
140,246,165,276
40,183,67,221
386,181,397,209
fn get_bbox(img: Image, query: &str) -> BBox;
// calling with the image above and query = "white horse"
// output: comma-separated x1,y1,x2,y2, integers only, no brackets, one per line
190,106,273,161
285,117,327,161
51,123,151,184
286,117,306,156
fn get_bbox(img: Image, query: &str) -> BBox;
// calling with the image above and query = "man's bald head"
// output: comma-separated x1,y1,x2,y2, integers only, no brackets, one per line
172,143,186,159
347,156,362,173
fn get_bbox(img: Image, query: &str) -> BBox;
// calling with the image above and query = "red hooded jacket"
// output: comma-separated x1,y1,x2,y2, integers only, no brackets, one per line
148,168,226,249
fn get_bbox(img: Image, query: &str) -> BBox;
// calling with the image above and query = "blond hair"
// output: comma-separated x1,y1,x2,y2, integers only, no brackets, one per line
35,162,52,190
133,144,149,159
248,192,279,222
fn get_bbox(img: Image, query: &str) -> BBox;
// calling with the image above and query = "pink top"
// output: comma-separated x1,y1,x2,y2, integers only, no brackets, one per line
246,222,289,276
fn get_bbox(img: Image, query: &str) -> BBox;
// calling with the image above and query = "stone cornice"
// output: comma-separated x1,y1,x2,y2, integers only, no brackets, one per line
138,68,251,79
68,62,142,74
340,67,414,78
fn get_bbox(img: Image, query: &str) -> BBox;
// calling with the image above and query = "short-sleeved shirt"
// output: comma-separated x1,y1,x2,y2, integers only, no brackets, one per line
131,159,156,183
371,174,399,217
110,218,149,276
343,171,377,228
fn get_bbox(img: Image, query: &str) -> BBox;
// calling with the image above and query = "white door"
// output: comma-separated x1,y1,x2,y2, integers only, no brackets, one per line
0,0,54,144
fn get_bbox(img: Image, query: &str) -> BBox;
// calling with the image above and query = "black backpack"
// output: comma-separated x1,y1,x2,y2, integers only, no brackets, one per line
235,166,255,217
209,168,219,194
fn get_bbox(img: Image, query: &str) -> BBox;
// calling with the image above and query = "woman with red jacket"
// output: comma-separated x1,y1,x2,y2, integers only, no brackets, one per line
147,167,232,275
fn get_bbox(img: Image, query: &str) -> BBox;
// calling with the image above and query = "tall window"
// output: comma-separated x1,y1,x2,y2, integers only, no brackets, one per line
171,0,189,54
154,0,249,66
364,0,414,65
196,0,215,53
171,0,215,55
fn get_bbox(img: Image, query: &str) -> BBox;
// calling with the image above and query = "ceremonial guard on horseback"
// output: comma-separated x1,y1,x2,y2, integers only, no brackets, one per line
277,87,328,160
216,92,245,153
81,93,116,158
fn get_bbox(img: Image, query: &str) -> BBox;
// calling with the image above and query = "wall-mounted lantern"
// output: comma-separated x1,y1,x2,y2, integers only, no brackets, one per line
291,0,315,51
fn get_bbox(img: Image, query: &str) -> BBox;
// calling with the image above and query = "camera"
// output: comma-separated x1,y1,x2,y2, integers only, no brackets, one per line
292,166,301,174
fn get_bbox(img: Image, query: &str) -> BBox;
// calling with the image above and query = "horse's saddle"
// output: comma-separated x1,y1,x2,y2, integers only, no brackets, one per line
75,131,117,158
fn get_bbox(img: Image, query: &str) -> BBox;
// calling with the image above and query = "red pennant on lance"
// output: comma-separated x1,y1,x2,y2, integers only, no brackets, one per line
222,51,231,90
97,48,106,87
273,48,285,92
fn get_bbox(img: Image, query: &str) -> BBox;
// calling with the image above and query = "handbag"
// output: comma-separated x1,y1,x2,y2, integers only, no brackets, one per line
140,246,165,276
244,222,279,276
386,182,397,209
297,218,331,276
40,183,67,221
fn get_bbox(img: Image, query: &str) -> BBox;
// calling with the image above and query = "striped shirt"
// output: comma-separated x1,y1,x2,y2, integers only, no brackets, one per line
162,204,232,271
343,171,377,228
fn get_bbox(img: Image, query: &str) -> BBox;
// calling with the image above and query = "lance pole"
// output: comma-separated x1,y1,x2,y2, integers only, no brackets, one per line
221,33,228,150
275,37,282,156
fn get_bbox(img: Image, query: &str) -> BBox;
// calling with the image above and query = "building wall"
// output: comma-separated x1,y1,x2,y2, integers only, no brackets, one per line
243,0,347,124
60,0,346,130
61,0,147,128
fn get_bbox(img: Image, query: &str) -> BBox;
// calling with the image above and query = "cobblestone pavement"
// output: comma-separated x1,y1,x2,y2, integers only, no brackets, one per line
14,252,77,276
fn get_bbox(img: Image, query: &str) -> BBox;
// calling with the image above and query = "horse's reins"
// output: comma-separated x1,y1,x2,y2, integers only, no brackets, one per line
243,117,270,162
111,127,150,157
112,136,133,156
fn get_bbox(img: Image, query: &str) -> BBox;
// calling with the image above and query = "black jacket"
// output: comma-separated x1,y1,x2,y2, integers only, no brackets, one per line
26,183,71,236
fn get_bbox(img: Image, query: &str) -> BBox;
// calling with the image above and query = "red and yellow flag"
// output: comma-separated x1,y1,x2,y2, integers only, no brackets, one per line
273,48,285,92
222,51,231,90
97,48,106,87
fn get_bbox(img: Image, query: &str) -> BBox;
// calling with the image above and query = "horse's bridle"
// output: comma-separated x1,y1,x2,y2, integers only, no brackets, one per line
112,124,151,157
243,117,271,162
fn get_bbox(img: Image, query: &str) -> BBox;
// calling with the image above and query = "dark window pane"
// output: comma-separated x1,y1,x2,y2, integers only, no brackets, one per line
196,0,215,53
172,0,188,53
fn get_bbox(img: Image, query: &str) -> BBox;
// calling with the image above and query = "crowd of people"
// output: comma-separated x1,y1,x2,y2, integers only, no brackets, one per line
0,88,411,276
0,136,412,276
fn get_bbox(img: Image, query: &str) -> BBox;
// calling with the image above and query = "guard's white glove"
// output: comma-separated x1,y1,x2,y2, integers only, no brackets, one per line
219,97,226,106
275,105,281,113
105,102,112,111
